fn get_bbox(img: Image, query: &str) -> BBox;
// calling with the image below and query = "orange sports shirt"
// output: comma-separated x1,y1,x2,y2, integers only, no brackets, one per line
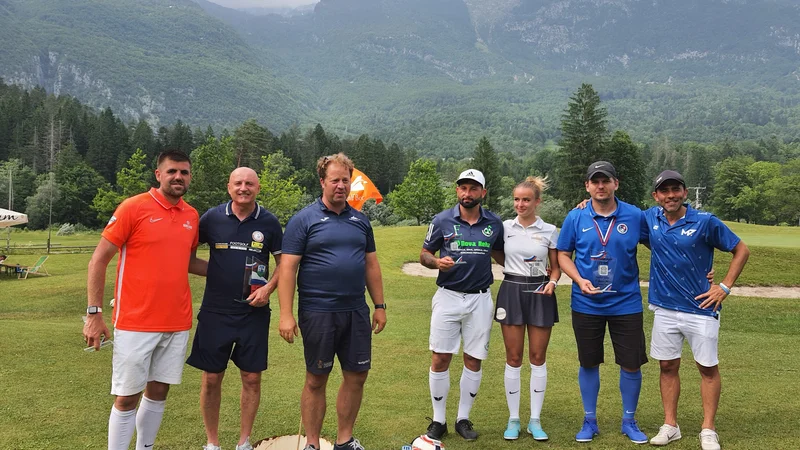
102,188,199,332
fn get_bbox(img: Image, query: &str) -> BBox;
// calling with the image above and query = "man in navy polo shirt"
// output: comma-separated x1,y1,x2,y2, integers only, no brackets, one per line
187,167,283,450
420,169,504,442
278,153,387,450
557,161,650,444
645,171,749,450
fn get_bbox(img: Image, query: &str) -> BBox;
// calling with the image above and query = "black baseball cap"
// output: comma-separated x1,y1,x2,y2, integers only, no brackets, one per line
586,161,617,180
653,170,686,192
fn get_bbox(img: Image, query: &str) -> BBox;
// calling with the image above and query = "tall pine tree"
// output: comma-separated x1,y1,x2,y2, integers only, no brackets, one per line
472,136,500,212
556,84,608,206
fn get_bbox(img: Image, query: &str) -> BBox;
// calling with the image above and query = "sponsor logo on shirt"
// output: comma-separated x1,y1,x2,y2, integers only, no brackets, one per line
482,225,494,237
252,231,264,242
320,217,330,222
183,220,193,230
149,217,163,223
251,241,263,249
107,216,117,225
616,223,628,234
214,243,229,249
681,228,697,236
348,216,360,222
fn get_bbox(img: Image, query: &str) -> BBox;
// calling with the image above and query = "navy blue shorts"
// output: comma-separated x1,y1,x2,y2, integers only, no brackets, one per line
298,305,372,374
186,308,270,374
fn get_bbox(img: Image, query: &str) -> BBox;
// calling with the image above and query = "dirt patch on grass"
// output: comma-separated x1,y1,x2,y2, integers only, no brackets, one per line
401,263,800,299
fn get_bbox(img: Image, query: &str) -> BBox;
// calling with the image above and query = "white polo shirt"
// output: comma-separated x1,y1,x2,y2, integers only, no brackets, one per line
503,216,559,277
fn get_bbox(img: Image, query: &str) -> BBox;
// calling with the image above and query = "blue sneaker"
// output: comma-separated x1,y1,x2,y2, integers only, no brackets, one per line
575,417,600,442
621,419,648,444
527,419,549,441
576,418,600,442
503,419,521,440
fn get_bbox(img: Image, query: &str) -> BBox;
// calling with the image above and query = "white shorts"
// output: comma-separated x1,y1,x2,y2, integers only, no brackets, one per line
111,329,190,396
649,305,720,367
429,287,493,360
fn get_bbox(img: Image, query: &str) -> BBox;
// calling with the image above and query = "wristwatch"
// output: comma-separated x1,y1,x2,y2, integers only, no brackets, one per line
87,306,103,314
374,303,386,310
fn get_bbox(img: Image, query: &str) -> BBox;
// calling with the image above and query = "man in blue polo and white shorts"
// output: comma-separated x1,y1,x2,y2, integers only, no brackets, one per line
557,161,650,445
645,170,749,450
420,169,504,443
187,167,283,450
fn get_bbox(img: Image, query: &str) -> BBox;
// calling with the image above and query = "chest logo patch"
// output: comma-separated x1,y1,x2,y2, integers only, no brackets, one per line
183,221,193,230
252,231,264,242
681,229,697,237
482,225,494,237
616,223,628,234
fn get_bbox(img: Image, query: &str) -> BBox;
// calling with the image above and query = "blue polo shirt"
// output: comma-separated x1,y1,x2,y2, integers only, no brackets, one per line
423,204,504,293
199,201,283,315
282,198,376,312
645,204,740,317
557,198,648,316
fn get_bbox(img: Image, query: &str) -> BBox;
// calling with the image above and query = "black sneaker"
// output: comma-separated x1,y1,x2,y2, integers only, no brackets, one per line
426,417,448,439
333,437,364,450
455,419,478,441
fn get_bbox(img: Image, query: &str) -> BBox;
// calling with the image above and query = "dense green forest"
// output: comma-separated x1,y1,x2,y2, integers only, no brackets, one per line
2,0,800,157
2,81,798,232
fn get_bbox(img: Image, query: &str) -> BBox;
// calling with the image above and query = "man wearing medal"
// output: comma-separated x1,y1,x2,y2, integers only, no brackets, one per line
557,161,650,444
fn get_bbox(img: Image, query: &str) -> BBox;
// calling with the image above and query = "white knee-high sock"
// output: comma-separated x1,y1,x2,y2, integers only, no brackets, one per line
530,362,547,420
504,364,522,420
135,397,166,450
108,406,136,450
457,366,483,422
429,369,450,424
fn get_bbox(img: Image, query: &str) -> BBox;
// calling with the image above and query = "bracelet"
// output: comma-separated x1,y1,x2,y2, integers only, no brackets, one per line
548,280,558,286
718,283,731,295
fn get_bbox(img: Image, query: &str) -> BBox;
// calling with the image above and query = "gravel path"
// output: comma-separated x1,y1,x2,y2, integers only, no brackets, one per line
401,263,800,299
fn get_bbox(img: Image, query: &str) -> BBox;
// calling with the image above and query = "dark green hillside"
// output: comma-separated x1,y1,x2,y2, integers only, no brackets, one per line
0,0,309,129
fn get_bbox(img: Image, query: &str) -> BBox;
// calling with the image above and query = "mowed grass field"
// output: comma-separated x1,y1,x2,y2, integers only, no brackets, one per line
0,224,799,450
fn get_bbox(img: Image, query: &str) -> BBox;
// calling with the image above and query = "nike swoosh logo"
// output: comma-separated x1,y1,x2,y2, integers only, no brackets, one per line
149,217,163,223
594,165,604,169
469,392,477,398
625,410,636,414
534,389,544,393
433,396,443,401
507,235,515,239
509,390,519,395
582,227,593,232
144,445,154,448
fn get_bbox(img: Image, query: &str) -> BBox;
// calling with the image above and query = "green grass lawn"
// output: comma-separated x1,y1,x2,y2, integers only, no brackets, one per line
0,226,798,449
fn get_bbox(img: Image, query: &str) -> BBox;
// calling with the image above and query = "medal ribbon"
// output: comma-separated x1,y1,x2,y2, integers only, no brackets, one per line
592,217,616,247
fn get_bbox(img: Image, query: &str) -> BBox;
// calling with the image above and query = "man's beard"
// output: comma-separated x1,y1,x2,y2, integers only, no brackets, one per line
459,197,482,209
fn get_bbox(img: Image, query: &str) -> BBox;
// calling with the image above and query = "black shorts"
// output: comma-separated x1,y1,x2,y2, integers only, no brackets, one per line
186,308,270,374
495,274,559,327
299,305,372,375
572,310,647,370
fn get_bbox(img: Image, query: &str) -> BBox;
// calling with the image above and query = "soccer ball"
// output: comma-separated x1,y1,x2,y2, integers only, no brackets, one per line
410,435,446,450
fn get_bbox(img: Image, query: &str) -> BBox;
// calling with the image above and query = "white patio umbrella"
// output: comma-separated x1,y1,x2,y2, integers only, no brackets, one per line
0,207,28,228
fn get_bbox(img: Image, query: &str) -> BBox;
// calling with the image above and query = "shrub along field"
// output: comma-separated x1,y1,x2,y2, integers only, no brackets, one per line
0,224,798,449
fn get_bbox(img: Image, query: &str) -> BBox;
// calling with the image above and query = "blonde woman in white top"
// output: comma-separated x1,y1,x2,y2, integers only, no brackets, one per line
495,176,561,441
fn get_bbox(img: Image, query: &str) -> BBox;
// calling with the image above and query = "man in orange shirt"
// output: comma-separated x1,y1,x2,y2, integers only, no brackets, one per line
84,150,208,450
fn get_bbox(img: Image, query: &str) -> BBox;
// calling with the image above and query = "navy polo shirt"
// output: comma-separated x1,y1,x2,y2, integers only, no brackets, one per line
423,204,504,293
645,204,740,317
199,202,283,315
557,198,648,316
282,198,376,312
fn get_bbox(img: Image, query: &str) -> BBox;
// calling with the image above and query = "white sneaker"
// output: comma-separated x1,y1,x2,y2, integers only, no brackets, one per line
204,445,222,450
650,424,681,445
699,428,721,450
236,437,253,450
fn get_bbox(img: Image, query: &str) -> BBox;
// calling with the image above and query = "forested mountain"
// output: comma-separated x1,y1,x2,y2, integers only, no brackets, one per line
0,0,309,131
2,0,800,156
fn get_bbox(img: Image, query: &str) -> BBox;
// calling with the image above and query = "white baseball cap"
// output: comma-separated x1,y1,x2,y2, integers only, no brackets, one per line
457,169,485,188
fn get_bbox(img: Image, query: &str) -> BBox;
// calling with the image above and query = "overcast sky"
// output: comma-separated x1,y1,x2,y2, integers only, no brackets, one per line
208,0,318,8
